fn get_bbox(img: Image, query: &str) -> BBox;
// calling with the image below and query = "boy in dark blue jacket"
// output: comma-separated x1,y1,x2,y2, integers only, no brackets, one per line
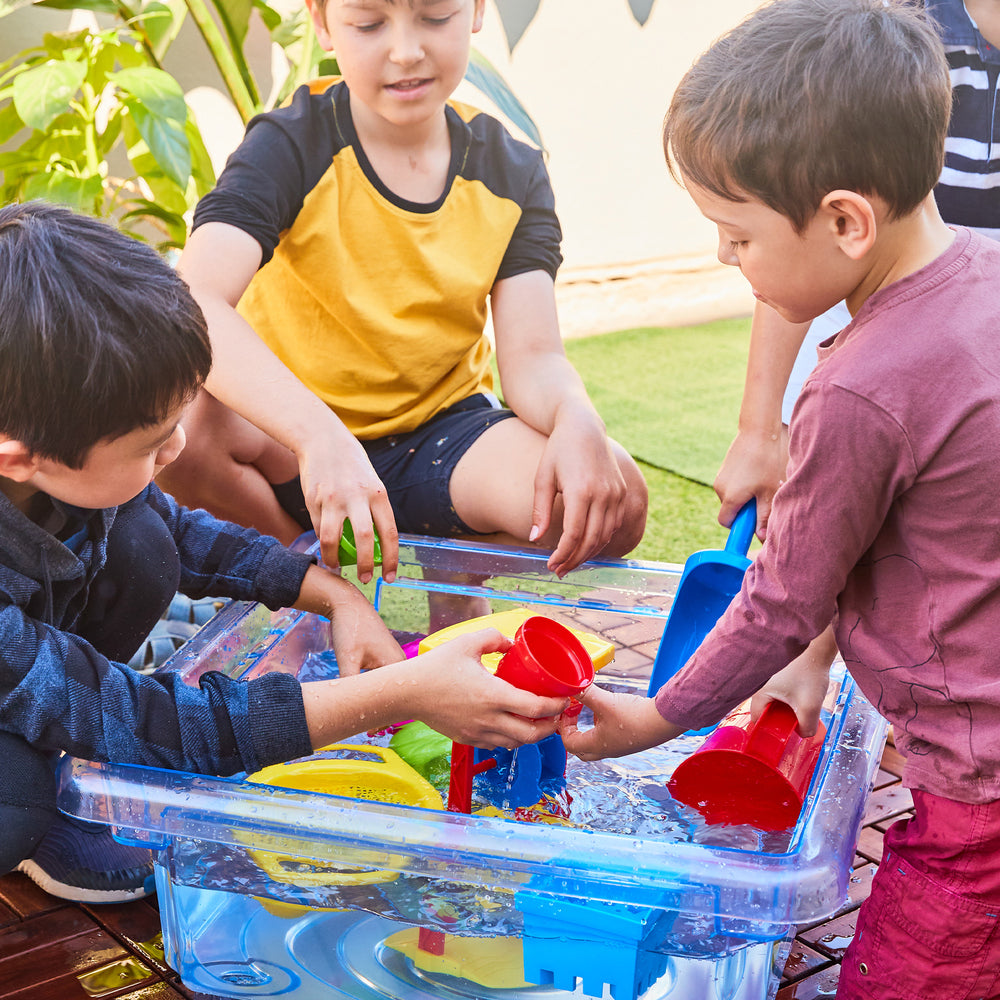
0,202,566,903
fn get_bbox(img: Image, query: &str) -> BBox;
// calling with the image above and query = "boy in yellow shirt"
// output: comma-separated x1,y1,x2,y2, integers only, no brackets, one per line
160,0,647,584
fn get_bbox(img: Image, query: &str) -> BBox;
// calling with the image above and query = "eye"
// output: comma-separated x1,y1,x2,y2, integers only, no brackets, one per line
354,19,384,32
729,240,747,251
424,15,454,26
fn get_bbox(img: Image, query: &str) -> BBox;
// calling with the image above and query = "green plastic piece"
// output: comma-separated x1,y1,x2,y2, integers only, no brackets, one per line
390,721,452,788
337,519,382,567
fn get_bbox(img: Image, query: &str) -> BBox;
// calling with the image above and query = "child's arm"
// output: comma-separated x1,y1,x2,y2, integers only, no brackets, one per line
561,628,837,762
559,684,686,761
491,270,629,575
177,223,397,584
715,302,809,537
293,564,404,675
301,629,568,749
749,626,837,738
147,484,401,676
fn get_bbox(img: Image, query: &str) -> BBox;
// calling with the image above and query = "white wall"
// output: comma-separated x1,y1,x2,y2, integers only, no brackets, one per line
458,1,758,334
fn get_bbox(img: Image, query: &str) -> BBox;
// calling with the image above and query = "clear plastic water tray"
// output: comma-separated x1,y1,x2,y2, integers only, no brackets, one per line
57,535,887,1000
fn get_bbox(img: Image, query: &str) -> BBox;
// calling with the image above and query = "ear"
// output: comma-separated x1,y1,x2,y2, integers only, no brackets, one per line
305,0,334,51
818,190,877,261
0,437,40,483
472,0,486,33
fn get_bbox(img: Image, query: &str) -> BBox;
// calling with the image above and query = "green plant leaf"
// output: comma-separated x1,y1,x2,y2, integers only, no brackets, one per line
95,111,124,158
24,169,103,210
110,34,147,70
120,196,187,235
1,49,44,81
13,60,86,130
119,120,191,215
184,114,216,196
269,3,308,48
138,0,188,60
41,27,91,58
251,0,280,32
127,158,189,214
0,99,25,146
126,101,191,186
465,49,542,149
88,31,126,88
119,196,181,223
110,66,187,121
214,0,253,48
0,149,48,180
34,0,120,13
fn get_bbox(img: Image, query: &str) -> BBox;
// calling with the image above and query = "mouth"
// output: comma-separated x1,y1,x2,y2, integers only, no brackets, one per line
386,78,432,93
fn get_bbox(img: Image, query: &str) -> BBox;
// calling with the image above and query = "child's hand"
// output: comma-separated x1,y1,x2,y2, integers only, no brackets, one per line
326,588,405,676
408,630,569,748
298,431,399,585
714,423,789,540
560,684,684,761
295,565,403,675
533,413,628,576
749,626,836,737
301,629,566,752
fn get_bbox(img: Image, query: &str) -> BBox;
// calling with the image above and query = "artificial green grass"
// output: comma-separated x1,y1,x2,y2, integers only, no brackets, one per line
490,317,754,564
628,461,725,564
564,319,751,487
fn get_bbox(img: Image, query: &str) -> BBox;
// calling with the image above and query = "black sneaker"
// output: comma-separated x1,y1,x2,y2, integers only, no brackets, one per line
17,813,156,903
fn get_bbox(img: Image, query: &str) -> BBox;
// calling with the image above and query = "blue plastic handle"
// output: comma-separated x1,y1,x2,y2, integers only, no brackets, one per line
724,499,757,557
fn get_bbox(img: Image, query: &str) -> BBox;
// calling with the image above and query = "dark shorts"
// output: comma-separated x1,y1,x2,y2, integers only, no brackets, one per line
273,394,516,536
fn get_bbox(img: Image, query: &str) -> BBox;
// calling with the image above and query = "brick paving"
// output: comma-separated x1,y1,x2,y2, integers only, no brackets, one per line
0,737,905,1000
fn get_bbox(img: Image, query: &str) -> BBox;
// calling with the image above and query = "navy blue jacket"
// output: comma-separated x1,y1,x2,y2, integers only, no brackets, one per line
0,483,315,776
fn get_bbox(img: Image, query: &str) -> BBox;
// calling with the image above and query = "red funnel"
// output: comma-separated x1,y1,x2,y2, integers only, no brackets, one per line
667,700,826,831
494,616,595,697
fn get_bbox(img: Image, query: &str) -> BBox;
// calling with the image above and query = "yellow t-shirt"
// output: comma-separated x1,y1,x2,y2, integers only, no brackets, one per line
193,80,562,439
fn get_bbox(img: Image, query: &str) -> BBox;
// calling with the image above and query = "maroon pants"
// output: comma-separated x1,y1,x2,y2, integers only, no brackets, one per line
838,789,1000,1000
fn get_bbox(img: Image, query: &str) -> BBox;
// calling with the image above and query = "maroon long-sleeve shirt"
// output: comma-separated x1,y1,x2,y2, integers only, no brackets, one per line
657,227,1000,804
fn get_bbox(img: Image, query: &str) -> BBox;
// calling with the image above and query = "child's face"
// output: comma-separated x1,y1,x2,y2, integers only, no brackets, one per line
308,0,485,132
28,405,187,510
685,178,861,325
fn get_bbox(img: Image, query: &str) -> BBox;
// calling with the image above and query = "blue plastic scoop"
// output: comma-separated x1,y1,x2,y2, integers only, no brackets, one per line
647,500,757,719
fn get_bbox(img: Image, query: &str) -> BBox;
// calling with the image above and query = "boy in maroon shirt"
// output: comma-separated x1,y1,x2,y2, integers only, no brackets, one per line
562,2,1000,996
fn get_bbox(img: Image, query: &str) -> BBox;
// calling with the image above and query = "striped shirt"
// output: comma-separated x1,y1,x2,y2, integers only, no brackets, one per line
927,0,1000,239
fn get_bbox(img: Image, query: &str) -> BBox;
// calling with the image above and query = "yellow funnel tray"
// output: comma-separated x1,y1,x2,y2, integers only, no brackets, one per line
245,744,443,887
417,607,615,674
383,929,529,990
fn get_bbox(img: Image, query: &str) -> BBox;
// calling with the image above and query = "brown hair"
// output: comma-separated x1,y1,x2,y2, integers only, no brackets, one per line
663,0,951,231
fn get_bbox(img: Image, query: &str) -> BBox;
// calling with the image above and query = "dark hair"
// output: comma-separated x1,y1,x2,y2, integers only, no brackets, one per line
663,0,952,231
0,202,211,468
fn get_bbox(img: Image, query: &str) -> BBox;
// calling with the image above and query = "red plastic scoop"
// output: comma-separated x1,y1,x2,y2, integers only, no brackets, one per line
667,700,826,831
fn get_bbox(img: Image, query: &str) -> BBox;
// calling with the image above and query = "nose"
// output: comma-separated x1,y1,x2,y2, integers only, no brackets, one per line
717,232,739,267
388,23,425,66
156,424,186,469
